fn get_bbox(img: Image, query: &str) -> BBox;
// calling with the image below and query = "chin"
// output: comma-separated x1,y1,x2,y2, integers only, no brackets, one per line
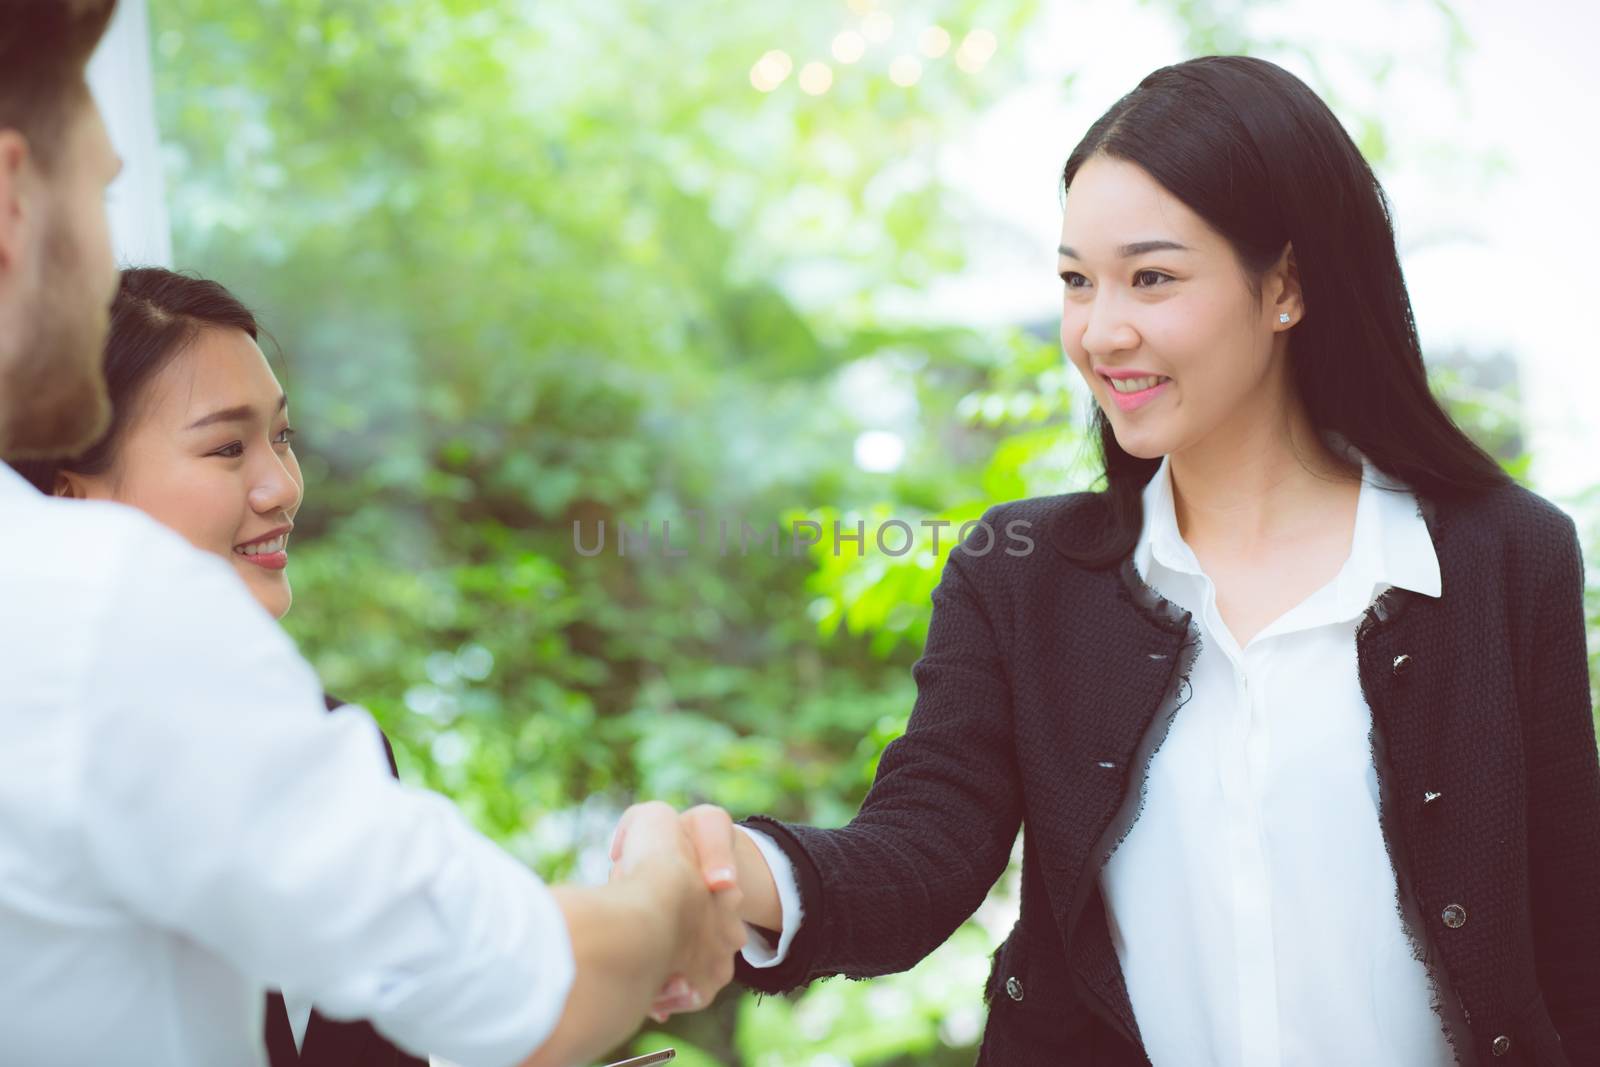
1105,418,1170,462
234,566,292,619
261,585,292,620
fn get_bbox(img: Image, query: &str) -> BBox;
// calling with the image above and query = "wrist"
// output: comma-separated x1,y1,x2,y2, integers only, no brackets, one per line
601,873,679,983
733,826,782,931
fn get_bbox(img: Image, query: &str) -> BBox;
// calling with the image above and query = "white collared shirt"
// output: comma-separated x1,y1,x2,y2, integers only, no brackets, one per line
1102,447,1454,1066
0,462,573,1067
743,446,1456,1066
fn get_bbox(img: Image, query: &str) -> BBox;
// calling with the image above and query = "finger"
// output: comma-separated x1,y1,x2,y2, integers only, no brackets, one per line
613,801,680,866
649,979,700,1017
655,987,705,1014
682,804,737,891
650,994,693,1015
608,805,642,863
722,913,748,953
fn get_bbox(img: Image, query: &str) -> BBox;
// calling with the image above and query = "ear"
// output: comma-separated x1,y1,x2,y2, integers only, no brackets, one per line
0,129,31,277
1269,241,1304,329
55,470,91,499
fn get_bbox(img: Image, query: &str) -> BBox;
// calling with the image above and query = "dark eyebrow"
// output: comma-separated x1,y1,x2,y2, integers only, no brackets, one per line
184,394,287,431
1057,240,1193,259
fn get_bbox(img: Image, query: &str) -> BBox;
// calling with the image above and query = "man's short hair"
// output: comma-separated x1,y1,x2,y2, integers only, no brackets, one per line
0,0,118,168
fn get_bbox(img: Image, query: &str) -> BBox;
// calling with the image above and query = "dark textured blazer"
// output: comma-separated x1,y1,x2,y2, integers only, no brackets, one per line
734,482,1600,1066
263,694,428,1067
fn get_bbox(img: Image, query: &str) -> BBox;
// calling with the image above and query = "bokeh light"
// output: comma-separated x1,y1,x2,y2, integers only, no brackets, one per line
831,30,866,64
919,25,951,58
955,28,996,73
889,54,923,87
799,61,834,95
749,48,793,92
853,430,906,473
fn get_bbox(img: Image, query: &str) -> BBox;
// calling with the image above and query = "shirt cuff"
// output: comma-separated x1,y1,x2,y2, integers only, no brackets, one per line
734,825,803,968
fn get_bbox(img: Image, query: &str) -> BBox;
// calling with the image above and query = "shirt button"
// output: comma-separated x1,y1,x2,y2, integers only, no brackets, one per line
1491,1035,1512,1057
1005,976,1024,1002
1392,653,1413,675
1441,903,1467,929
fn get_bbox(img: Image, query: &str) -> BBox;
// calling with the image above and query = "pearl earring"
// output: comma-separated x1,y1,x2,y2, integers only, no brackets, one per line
1278,312,1291,324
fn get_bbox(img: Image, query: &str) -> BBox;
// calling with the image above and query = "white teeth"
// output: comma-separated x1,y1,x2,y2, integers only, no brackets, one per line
237,535,286,556
1109,375,1167,394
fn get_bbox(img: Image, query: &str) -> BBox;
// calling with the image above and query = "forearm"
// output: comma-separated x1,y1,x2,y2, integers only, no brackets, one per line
517,882,674,1067
753,799,1015,979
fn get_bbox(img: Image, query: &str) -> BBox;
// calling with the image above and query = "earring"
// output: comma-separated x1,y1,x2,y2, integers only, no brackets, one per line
1278,312,1291,324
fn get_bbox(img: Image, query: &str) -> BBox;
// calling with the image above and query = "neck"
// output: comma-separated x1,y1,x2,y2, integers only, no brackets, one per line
1167,400,1358,553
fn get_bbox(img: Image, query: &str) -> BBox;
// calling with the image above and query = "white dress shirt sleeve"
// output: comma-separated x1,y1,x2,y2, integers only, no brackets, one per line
73,526,573,1067
733,825,803,968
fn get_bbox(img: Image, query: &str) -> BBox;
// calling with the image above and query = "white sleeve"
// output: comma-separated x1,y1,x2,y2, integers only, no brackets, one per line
75,528,572,1067
734,825,804,968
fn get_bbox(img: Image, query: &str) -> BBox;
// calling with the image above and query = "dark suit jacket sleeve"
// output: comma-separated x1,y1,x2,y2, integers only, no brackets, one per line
735,526,1025,993
1522,511,1600,1057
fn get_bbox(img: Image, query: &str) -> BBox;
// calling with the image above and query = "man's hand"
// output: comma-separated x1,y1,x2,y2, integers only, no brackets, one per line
609,802,747,1020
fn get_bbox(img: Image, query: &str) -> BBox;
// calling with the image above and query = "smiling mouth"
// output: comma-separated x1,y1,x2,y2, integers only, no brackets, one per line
234,533,288,557
1103,374,1170,394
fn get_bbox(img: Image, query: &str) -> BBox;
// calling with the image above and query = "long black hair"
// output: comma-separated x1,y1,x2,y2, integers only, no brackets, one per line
11,267,261,493
1061,55,1510,568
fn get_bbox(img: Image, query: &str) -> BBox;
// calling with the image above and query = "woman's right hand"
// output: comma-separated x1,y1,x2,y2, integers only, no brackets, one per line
610,803,782,1020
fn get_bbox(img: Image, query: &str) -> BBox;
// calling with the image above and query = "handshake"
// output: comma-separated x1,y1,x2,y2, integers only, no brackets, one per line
604,802,783,1023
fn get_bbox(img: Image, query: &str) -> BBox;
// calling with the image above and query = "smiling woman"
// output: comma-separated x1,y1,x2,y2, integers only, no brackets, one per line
7,266,429,1067
12,267,303,617
624,54,1600,1067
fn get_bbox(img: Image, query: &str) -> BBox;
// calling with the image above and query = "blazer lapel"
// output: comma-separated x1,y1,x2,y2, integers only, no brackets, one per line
262,991,300,1066
1035,556,1201,1050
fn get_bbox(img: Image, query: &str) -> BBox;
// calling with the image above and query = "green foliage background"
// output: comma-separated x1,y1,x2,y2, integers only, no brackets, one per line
147,1,1599,1063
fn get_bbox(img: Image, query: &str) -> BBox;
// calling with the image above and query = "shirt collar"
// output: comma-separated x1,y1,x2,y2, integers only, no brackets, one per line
1132,437,1441,607
0,460,40,501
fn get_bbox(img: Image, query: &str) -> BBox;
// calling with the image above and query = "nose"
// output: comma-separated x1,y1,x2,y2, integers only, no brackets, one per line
249,449,303,517
1077,291,1140,361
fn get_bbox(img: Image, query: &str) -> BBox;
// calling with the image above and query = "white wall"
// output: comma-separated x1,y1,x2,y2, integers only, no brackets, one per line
86,0,171,268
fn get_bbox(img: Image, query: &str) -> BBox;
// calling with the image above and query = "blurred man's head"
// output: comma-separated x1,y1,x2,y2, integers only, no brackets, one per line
0,0,121,460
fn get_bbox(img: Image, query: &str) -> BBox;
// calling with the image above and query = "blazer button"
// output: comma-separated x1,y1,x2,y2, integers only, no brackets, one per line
1392,653,1413,675
1441,903,1467,929
1005,976,1024,1002
1491,1035,1512,1057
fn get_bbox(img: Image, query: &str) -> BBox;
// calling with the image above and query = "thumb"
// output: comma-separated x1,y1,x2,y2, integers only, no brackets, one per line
682,804,738,891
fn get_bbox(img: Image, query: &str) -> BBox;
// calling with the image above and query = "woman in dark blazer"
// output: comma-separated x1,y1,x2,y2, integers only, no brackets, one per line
625,56,1600,1065
12,268,427,1067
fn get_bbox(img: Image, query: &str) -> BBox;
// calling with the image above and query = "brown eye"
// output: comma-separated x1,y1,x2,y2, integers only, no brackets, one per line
274,426,297,446
1061,272,1090,289
1133,269,1172,287
211,442,245,459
